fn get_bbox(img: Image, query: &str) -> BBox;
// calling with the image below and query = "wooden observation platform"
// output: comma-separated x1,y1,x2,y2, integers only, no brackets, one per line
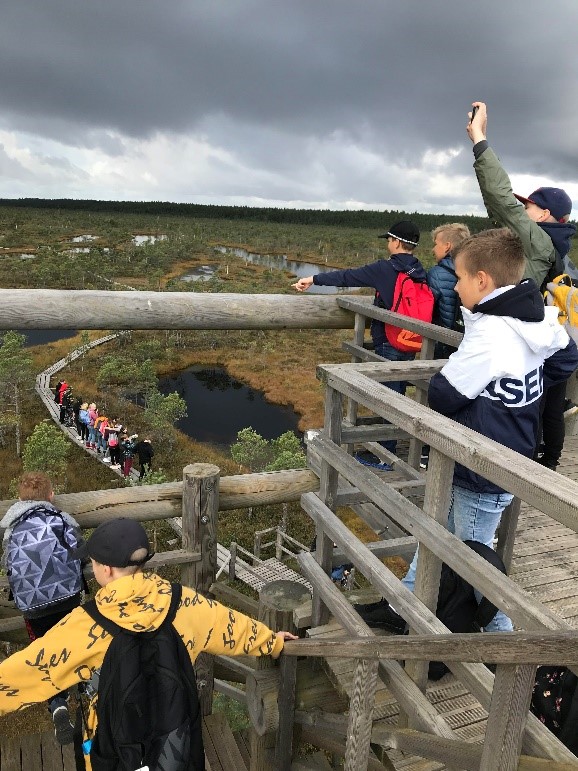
0,289,577,769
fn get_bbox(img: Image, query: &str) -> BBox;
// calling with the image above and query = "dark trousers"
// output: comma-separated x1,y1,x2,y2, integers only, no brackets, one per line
374,341,416,454
537,380,568,468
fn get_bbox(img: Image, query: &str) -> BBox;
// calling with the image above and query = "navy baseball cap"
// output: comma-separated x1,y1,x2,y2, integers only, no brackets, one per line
74,518,154,567
514,187,572,223
378,220,420,246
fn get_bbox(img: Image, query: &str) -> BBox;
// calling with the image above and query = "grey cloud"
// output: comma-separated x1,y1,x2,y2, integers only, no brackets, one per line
0,0,577,205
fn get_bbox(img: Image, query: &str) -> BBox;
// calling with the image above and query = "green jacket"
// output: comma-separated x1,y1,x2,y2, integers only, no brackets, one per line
473,142,575,288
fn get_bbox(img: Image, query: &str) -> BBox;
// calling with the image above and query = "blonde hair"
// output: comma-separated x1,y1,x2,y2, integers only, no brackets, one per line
19,472,53,501
431,223,471,252
454,228,525,287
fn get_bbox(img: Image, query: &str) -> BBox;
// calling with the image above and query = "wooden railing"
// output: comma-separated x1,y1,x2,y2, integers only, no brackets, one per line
270,357,578,770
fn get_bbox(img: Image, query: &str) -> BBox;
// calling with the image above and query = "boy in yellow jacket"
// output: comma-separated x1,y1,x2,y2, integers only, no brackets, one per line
0,518,297,769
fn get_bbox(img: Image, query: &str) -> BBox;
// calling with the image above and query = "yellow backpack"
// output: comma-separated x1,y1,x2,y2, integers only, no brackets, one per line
544,274,578,344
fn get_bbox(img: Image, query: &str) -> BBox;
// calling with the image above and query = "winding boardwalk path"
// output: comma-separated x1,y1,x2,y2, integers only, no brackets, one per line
34,333,139,480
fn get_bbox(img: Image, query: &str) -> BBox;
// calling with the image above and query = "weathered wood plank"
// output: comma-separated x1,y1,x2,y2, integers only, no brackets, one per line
480,664,536,771
0,289,357,330
283,631,578,665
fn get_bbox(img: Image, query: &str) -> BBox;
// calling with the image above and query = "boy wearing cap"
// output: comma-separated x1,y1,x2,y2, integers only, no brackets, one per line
0,518,297,765
293,220,427,469
468,101,577,470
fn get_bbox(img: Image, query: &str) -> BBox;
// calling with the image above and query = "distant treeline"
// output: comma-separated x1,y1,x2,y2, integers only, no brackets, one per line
0,197,492,233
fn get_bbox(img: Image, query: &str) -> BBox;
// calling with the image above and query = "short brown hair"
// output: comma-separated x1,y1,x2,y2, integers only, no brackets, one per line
431,223,471,251
454,228,525,287
19,471,53,501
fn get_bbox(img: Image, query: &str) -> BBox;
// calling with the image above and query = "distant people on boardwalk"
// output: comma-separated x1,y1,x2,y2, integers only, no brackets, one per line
135,438,155,479
357,229,578,633
468,101,577,470
293,219,429,470
87,403,98,449
78,402,90,443
120,433,138,477
0,518,298,766
0,472,84,744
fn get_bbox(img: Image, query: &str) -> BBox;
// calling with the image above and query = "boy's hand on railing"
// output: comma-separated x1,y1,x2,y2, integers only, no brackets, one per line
292,277,314,292
276,631,299,642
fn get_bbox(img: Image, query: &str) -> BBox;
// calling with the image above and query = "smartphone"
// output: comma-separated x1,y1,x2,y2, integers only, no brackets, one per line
470,105,479,123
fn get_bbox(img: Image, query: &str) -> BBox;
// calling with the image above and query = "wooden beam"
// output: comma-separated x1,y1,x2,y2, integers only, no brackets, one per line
337,296,463,346
282,631,578,665
0,289,356,330
0,469,320,522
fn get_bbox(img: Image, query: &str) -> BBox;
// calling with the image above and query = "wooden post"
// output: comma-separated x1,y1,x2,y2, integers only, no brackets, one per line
254,531,262,562
407,335,435,469
275,655,298,771
344,657,380,771
312,385,342,627
229,541,237,581
181,463,219,716
345,312,367,453
401,447,454,717
496,497,521,572
250,580,311,771
480,664,536,771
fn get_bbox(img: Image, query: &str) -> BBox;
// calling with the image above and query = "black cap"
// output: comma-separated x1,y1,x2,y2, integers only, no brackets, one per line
378,220,420,246
74,518,154,568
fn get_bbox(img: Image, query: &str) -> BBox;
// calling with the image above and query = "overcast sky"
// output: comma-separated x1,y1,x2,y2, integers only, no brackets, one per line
1,0,577,215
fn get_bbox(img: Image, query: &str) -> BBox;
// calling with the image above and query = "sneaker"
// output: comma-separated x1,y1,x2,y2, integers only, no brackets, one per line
419,453,429,470
102,457,111,463
354,451,393,472
353,598,406,633
110,464,120,469
52,704,74,745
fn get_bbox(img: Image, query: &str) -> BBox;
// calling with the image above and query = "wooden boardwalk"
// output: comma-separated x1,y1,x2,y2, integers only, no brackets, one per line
0,714,250,771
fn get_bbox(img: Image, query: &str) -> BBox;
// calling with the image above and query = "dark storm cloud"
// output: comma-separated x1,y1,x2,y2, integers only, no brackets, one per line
0,0,577,204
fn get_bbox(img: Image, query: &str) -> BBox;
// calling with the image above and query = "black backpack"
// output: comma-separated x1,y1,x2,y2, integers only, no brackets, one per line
530,666,578,755
78,583,204,771
427,540,506,680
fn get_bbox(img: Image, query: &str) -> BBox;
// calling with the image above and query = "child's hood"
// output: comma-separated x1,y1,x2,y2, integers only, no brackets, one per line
469,279,570,356
389,253,427,282
540,221,576,260
94,571,173,632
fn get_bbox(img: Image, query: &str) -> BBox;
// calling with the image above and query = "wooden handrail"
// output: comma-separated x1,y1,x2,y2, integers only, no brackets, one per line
283,631,578,664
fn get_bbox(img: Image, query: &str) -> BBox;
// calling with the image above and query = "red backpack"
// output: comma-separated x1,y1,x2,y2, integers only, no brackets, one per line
384,270,434,352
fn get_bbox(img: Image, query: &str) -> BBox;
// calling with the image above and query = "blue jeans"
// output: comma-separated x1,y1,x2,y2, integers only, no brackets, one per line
374,341,415,454
402,485,514,632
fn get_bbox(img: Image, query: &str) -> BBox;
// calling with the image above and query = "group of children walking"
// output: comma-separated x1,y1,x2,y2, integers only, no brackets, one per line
55,388,155,480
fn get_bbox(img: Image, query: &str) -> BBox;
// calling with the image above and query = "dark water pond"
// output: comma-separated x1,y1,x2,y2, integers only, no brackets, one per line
22,330,78,347
178,246,359,295
158,365,301,449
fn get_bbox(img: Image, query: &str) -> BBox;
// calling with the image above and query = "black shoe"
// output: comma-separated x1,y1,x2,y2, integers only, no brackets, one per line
537,455,559,471
51,704,74,745
353,598,406,633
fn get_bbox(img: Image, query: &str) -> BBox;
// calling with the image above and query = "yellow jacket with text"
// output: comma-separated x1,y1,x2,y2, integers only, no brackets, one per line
0,571,283,768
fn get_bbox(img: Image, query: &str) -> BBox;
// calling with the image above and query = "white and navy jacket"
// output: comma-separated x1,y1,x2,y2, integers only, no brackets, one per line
428,280,578,493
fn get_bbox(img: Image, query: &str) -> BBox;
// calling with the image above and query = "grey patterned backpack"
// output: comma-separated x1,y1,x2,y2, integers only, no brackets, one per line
6,504,83,614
